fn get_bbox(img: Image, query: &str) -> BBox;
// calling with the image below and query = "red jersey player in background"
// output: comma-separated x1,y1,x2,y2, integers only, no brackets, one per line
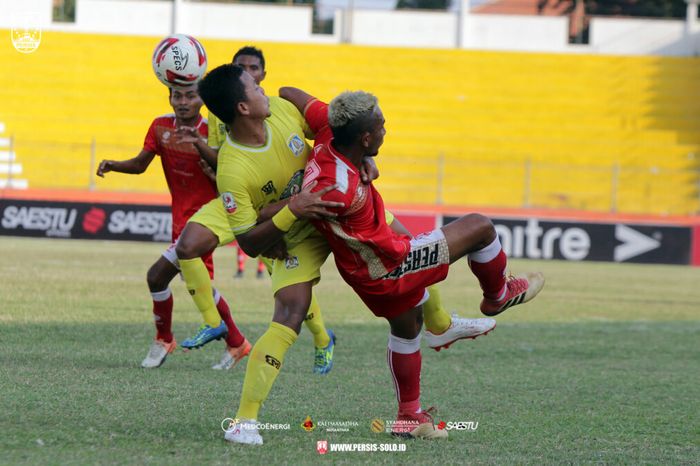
96,85,251,370
296,90,545,439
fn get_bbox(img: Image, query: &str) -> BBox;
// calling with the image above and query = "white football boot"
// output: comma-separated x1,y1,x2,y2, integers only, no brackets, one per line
141,338,177,368
224,419,263,445
424,315,496,351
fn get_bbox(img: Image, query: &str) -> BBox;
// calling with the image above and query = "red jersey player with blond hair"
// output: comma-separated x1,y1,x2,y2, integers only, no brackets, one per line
298,90,545,439
97,85,251,370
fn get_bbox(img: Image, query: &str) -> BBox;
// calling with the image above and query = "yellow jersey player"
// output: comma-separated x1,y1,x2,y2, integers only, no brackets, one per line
174,65,342,445
220,47,269,280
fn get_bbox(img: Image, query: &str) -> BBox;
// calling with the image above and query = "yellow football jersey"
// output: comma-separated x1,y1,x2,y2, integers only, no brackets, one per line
216,96,314,246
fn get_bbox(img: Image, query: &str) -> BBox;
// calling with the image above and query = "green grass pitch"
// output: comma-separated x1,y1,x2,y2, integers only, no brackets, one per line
1,237,698,464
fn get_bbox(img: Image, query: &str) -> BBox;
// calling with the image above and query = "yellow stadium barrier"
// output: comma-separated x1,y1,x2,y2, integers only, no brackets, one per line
0,31,698,215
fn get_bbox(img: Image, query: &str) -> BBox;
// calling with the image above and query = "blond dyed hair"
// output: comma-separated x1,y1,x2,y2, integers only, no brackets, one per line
328,91,378,128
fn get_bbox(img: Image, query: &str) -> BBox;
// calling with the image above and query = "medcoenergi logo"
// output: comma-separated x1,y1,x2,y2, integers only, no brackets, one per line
220,418,290,432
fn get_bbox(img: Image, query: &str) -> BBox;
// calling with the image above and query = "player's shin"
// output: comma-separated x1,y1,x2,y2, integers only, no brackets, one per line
387,334,422,414
179,258,221,327
236,322,298,420
213,288,245,348
422,286,451,334
303,292,330,347
468,236,507,301
151,288,174,342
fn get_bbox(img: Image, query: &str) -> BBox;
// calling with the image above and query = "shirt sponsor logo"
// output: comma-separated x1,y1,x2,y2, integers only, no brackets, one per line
382,244,440,280
261,181,276,195
222,192,237,214
1,205,77,237
287,134,305,157
280,170,304,200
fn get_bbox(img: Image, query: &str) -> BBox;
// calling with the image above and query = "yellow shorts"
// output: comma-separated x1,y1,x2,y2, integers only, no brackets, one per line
189,198,330,294
189,197,235,246
268,230,330,294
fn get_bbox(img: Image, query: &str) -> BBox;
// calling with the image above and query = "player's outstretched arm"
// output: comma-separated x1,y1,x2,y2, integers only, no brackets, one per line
235,181,342,258
96,150,156,177
279,87,316,115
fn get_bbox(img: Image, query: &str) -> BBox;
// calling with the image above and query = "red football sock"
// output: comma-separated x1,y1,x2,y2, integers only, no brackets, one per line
257,260,265,273
469,240,507,300
387,334,422,409
151,289,173,343
237,247,246,273
214,289,245,348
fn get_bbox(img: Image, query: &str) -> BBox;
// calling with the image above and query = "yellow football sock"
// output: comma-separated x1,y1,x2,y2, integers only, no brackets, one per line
304,292,330,348
179,258,221,327
236,322,298,420
423,285,451,334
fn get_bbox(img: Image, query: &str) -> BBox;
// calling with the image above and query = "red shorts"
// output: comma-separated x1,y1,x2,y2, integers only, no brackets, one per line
352,229,450,319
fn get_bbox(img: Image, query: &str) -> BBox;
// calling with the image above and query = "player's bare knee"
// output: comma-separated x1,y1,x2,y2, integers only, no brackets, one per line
146,264,167,291
466,213,496,244
175,236,201,259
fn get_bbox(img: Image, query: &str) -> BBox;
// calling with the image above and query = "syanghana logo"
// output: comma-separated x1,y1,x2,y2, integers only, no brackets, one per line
370,419,385,433
10,13,42,54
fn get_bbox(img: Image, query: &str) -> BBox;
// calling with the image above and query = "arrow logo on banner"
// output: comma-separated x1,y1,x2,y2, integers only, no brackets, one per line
614,224,661,262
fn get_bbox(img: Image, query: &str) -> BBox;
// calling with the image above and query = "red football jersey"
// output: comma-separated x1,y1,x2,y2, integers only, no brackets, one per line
143,114,216,239
302,101,412,296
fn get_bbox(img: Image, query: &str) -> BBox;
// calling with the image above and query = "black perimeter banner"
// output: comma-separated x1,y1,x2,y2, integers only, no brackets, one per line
0,199,172,242
1,199,693,265
443,216,691,265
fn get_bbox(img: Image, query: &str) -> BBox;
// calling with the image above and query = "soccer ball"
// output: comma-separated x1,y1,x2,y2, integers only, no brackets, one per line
151,34,207,88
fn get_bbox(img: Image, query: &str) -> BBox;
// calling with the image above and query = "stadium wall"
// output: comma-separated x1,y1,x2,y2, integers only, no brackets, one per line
2,0,698,55
1,30,699,215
